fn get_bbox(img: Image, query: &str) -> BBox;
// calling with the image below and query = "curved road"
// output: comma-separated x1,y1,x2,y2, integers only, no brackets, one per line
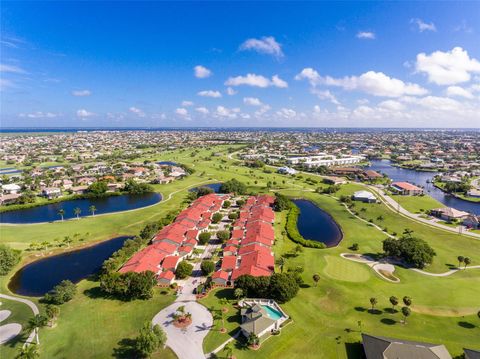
0,293,39,345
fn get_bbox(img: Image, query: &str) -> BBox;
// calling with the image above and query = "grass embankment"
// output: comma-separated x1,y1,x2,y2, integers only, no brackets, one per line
391,194,443,213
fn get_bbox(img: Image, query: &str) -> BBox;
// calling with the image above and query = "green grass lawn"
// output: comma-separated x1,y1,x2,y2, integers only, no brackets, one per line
2,144,480,358
391,194,443,213
0,298,34,359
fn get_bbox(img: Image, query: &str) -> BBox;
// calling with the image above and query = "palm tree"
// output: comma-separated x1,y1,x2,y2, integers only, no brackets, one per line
457,255,465,268
41,241,50,255
233,288,244,300
29,243,38,252
401,306,411,324
403,296,412,307
464,257,471,269
63,236,73,248
403,228,414,238
26,314,47,345
45,305,60,327
389,296,399,311
219,298,229,313
313,273,320,287
369,297,377,311
276,257,286,273
89,205,97,216
57,209,65,221
17,344,39,359
223,342,234,359
73,207,81,219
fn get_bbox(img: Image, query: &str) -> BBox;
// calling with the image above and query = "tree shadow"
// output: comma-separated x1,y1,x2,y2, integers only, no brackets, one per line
458,321,475,329
214,288,234,300
368,309,382,315
445,263,456,269
83,285,109,299
380,318,396,325
112,338,137,358
345,341,365,359
383,308,398,314
300,283,311,288
354,306,366,312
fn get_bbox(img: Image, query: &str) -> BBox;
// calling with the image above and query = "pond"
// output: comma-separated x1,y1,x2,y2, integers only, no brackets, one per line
8,236,131,296
0,192,162,224
293,199,343,247
157,161,177,166
367,159,479,215
189,183,223,193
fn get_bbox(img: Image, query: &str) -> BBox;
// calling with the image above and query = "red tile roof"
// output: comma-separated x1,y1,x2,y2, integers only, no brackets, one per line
221,255,237,270
162,256,180,270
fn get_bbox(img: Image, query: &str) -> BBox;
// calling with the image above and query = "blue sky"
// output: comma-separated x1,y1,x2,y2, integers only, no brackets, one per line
1,1,479,128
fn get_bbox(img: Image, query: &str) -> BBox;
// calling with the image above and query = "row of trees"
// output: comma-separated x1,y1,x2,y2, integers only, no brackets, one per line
457,255,472,269
369,295,413,324
0,244,21,275
234,273,300,303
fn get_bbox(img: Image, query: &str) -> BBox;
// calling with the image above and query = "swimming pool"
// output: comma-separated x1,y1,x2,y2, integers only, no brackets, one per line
262,305,283,320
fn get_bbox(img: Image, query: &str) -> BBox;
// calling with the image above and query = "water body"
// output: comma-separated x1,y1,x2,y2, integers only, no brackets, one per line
293,199,343,247
0,192,162,224
9,236,131,296
157,161,177,166
368,159,479,215
189,183,223,193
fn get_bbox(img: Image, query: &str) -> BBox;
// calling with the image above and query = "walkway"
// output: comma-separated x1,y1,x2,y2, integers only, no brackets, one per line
152,239,218,359
0,293,39,346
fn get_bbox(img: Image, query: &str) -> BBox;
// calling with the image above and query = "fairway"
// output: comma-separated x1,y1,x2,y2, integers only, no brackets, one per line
323,255,371,282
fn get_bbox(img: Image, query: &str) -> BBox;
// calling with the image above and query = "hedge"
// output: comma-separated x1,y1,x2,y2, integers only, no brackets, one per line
285,204,326,249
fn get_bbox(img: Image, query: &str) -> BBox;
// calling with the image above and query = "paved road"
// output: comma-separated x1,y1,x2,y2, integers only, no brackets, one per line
152,241,219,359
0,293,39,345
367,185,480,239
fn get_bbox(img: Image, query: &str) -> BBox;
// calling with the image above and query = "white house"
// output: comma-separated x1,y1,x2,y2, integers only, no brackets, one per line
2,183,21,194
277,166,297,175
353,190,377,203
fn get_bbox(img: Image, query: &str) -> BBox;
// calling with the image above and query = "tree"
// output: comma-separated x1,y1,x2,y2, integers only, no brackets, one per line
198,232,212,245
369,297,378,311
312,273,320,287
228,212,238,220
17,344,39,359
45,304,60,327
196,186,214,197
212,212,223,224
276,257,286,273
382,235,436,269
268,273,300,303
63,236,73,248
57,209,65,221
175,261,193,279
294,244,303,256
216,230,230,242
222,200,231,208
219,179,247,195
403,296,412,307
26,314,47,344
234,288,244,300
223,342,234,359
401,306,411,324
124,179,153,195
464,257,471,269
389,296,399,310
273,193,292,212
89,205,97,216
43,280,77,304
457,255,464,268
134,322,166,358
0,244,21,275
247,332,260,348
201,260,215,276
73,207,81,219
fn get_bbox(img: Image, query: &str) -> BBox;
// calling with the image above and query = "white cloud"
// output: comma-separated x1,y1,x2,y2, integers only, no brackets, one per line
225,73,288,88
182,100,194,106
175,108,189,117
19,111,59,119
195,107,209,115
129,106,146,117
411,18,437,32
226,87,237,95
215,106,240,119
72,89,91,97
378,100,405,111
453,20,473,34
194,65,212,78
76,109,94,118
243,97,263,106
356,31,376,39
415,47,480,85
445,86,474,99
0,63,27,74
311,89,340,105
197,90,222,98
0,78,14,90
276,108,297,119
296,68,428,97
239,36,283,58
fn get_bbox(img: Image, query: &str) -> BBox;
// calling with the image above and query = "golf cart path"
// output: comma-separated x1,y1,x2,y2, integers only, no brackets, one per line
0,293,39,345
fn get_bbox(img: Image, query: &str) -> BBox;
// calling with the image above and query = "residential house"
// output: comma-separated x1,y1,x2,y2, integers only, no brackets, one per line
390,182,424,196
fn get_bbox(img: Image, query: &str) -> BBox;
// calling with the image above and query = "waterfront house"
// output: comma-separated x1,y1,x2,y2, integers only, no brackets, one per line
430,207,469,222
353,190,377,203
42,187,62,199
2,183,21,194
390,182,424,196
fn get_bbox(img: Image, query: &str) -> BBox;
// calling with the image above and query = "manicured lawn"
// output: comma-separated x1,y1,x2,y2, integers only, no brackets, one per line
391,194,443,213
0,298,34,359
38,280,176,359
323,255,371,282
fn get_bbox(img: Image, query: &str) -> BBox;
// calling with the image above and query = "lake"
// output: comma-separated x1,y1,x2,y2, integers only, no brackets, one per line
367,159,479,214
189,183,223,193
0,192,162,224
157,161,177,166
8,236,131,296
293,199,343,247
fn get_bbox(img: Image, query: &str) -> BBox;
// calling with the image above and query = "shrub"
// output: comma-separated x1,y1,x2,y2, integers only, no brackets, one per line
198,232,212,245
228,212,238,220
0,244,21,275
100,271,157,300
212,212,223,224
196,186,214,197
175,261,193,279
273,193,292,212
200,260,215,275
216,230,230,242
43,280,77,304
